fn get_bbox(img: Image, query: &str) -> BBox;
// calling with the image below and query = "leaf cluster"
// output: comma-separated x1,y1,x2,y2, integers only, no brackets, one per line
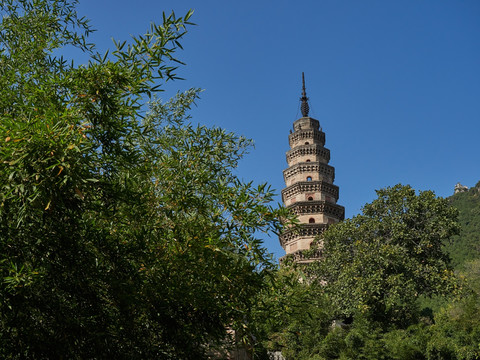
0,1,290,358
320,184,459,328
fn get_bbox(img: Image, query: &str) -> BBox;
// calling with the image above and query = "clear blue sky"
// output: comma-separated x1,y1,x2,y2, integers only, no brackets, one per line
74,0,479,260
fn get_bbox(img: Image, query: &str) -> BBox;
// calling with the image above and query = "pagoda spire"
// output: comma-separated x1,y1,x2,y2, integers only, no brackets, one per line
300,72,310,117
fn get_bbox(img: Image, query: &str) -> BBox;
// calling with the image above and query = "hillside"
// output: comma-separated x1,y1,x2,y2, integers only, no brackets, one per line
446,181,480,269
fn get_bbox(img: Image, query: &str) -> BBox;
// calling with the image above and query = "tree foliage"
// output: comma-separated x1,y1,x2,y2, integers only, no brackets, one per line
264,184,465,359
319,184,459,328
446,181,480,269
0,1,289,358
426,259,480,360
251,266,335,359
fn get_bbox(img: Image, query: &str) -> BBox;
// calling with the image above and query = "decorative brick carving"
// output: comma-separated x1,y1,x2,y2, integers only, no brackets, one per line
283,163,335,182
287,201,345,219
279,223,328,247
288,129,325,147
281,181,339,202
286,144,331,163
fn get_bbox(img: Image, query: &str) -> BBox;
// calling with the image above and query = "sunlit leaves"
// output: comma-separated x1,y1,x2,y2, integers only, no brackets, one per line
320,184,459,328
0,1,288,358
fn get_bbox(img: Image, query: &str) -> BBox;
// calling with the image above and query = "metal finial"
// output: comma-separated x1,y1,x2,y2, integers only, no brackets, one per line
300,72,309,117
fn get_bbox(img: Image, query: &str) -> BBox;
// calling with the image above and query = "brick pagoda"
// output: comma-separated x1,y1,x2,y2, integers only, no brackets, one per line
279,74,345,263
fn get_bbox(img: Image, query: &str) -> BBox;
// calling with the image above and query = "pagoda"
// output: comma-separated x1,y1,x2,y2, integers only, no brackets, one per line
279,74,345,263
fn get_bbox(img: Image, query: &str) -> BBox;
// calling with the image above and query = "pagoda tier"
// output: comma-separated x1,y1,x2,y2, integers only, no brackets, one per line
286,144,331,164
279,223,328,248
282,181,340,204
289,128,325,148
283,162,335,186
279,74,344,262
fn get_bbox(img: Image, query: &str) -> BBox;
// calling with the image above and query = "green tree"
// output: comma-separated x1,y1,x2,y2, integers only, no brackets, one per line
426,259,480,360
318,184,459,328
0,1,289,358
252,266,336,359
446,181,480,269
265,185,461,359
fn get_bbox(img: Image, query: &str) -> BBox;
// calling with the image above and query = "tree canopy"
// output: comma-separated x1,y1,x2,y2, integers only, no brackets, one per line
261,184,465,359
445,181,480,269
0,1,290,358
320,184,459,328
